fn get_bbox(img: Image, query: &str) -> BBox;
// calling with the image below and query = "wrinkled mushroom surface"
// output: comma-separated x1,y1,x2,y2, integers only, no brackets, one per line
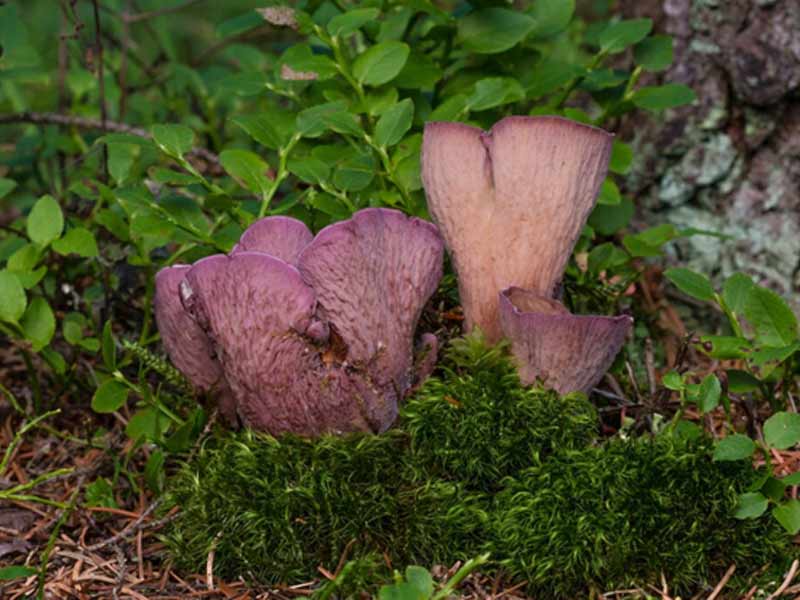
499,287,632,394
154,208,443,436
421,115,612,342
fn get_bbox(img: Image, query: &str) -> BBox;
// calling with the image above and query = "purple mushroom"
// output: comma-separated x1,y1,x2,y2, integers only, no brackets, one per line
421,115,631,394
154,208,443,436
499,287,632,394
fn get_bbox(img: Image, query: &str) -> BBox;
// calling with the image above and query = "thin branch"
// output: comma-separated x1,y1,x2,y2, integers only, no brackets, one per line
706,564,735,600
91,0,109,183
0,111,219,165
766,559,799,600
124,0,206,23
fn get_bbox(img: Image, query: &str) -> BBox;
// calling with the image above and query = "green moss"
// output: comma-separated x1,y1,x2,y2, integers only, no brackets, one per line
163,336,795,596
163,429,487,584
402,333,598,490
492,435,793,598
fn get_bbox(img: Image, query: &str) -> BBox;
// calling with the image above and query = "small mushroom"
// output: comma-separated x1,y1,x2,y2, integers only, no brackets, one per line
499,287,632,394
154,208,443,436
421,115,612,342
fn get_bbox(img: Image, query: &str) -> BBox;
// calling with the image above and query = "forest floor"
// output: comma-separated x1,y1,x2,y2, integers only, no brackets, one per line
1,267,800,600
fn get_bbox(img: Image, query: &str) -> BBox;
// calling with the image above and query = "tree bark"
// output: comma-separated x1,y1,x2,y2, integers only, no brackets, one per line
620,0,800,305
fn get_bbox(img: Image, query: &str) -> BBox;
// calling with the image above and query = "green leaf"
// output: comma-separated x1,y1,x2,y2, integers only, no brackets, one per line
597,178,621,206
151,124,194,159
127,407,170,442
220,149,272,197
84,477,117,509
700,336,749,360
722,272,755,315
773,500,800,535
327,8,380,36
62,313,86,345
0,270,26,323
0,177,18,199
405,565,434,597
662,371,684,390
232,111,294,150
763,412,800,450
107,142,138,185
297,101,352,138
588,197,633,236
609,140,633,175
288,157,331,185
529,0,574,39
750,342,800,367
92,380,129,414
466,77,525,111
216,10,262,38
726,369,761,393
696,374,721,413
0,566,37,581
150,167,201,186
21,297,55,351
782,472,800,486
7,243,40,273
333,152,377,191
634,35,673,71
309,193,351,220
525,59,584,100
393,53,442,90
102,320,116,371
599,18,653,54
145,449,165,493
458,8,536,54
622,223,679,257
743,286,798,347
27,195,63,247
280,44,338,80
363,87,400,117
632,84,696,111
374,99,414,148
581,68,628,91
353,41,410,86
429,94,468,121
734,492,768,519
713,434,755,462
52,227,99,257
664,267,715,302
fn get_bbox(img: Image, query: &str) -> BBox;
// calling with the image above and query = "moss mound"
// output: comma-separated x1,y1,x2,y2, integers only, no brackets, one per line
402,334,598,489
494,435,791,598
165,430,487,583
163,336,794,596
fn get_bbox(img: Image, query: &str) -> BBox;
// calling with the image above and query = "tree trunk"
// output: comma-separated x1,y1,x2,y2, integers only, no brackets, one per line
620,0,800,306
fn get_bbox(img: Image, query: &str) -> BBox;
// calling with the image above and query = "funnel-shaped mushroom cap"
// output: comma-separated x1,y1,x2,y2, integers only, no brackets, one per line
499,287,632,394
154,265,223,391
231,216,313,264
422,116,612,342
155,209,444,436
181,251,383,434
298,208,444,391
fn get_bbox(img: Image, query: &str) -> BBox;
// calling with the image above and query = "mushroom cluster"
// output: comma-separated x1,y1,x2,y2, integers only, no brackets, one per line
154,208,443,435
155,115,631,436
421,115,632,394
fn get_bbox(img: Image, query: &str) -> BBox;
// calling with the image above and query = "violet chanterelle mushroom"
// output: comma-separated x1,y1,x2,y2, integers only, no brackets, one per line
422,115,632,395
155,208,443,436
